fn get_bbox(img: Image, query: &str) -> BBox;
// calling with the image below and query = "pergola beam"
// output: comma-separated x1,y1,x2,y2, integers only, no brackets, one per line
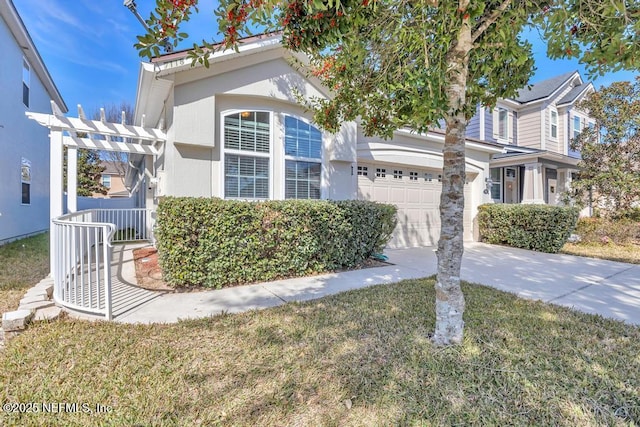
63,136,159,155
26,112,166,142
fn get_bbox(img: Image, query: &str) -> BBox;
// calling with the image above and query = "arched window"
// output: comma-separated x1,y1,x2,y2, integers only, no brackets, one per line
284,116,322,199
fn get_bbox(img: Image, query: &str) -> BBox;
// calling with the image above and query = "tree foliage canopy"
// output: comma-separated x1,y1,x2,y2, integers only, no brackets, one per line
64,147,107,197
568,78,640,216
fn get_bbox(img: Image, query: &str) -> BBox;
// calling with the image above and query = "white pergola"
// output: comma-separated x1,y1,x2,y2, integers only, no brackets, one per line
27,101,167,273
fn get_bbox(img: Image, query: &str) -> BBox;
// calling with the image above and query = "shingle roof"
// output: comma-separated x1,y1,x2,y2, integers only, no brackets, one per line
513,71,578,103
557,83,590,105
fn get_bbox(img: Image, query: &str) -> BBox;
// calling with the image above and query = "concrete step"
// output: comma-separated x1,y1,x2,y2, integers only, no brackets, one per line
23,288,49,299
32,282,54,298
33,306,62,322
19,295,48,305
2,310,34,332
19,300,55,312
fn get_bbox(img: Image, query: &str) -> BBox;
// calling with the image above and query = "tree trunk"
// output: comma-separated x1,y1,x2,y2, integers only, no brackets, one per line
432,13,472,347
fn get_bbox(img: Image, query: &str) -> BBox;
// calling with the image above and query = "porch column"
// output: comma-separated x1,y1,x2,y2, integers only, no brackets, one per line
67,146,78,213
521,162,545,204
50,128,64,275
144,154,155,243
557,168,570,203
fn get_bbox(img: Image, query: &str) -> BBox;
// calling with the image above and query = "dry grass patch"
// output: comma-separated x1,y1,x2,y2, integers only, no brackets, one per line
1,279,639,426
0,233,49,315
562,243,640,264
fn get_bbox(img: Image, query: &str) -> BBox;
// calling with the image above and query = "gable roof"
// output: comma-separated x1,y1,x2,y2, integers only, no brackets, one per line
0,0,67,112
557,83,593,106
513,71,579,104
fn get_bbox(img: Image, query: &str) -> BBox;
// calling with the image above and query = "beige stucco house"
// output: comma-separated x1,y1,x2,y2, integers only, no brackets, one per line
93,162,129,198
131,34,592,248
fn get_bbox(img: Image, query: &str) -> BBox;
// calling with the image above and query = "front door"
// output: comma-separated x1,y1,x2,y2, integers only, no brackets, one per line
547,178,558,206
504,167,518,204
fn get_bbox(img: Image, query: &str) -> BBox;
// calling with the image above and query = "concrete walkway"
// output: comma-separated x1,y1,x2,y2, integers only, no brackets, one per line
113,243,640,326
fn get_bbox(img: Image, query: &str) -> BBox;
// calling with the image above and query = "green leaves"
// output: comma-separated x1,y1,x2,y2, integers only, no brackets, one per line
536,0,640,76
478,204,580,253
155,198,397,288
567,78,640,216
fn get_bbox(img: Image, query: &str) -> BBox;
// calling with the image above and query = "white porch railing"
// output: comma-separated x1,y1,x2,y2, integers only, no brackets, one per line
52,209,151,320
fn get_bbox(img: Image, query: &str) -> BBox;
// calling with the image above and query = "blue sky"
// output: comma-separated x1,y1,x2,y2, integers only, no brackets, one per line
15,0,638,117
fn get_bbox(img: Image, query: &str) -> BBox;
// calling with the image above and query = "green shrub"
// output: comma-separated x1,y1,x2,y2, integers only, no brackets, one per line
477,204,579,253
574,217,640,245
155,197,397,288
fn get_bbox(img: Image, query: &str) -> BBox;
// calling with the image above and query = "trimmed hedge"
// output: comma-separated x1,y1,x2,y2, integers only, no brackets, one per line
155,197,397,288
477,204,579,253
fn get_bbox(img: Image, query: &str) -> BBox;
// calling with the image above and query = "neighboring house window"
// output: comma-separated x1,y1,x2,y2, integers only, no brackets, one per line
550,109,558,139
102,174,111,189
376,168,386,178
21,158,31,205
424,173,433,182
224,111,270,199
573,115,582,138
22,59,30,108
490,168,502,202
284,115,322,199
393,170,403,179
498,108,509,140
357,166,368,176
409,171,418,181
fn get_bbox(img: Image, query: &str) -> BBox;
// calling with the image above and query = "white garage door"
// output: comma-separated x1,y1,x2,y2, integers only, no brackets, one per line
357,163,473,248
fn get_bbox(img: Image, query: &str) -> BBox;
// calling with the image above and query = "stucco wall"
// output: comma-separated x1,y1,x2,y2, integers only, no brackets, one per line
161,56,358,200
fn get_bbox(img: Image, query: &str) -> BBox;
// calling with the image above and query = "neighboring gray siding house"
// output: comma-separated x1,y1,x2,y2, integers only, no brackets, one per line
132,34,502,248
467,71,594,206
0,0,67,244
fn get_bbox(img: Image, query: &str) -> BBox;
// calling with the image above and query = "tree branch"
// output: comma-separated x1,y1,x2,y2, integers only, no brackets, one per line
471,0,512,43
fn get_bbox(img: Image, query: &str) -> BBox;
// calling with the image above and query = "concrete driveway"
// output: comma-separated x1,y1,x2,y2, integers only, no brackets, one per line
115,243,640,326
386,243,640,326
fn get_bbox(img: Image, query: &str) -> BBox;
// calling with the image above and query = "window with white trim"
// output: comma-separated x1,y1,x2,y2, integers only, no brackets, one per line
425,173,433,182
490,168,502,202
284,115,321,199
573,115,582,138
550,109,558,139
357,166,368,176
409,171,418,181
376,168,386,178
102,174,111,188
21,157,31,205
22,59,30,108
223,111,270,199
393,170,403,179
498,107,508,140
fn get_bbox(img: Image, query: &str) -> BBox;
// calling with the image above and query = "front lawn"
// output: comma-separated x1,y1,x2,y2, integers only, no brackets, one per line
0,233,50,316
562,242,640,264
562,217,640,264
1,278,638,426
